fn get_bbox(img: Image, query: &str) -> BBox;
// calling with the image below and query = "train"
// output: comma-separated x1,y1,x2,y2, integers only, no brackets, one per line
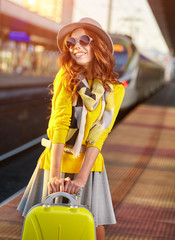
111,34,165,109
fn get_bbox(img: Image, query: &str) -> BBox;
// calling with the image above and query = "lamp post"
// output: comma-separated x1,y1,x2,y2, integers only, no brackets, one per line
107,0,113,32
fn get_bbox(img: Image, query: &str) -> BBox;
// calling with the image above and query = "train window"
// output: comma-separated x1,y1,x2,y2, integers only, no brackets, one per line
114,47,128,72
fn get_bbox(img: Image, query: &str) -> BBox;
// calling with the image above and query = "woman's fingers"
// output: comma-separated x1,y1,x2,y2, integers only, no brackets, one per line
64,177,71,192
65,180,76,194
48,177,73,194
48,177,61,193
65,179,83,194
70,185,76,194
50,178,57,193
74,185,81,194
48,182,53,194
48,182,55,194
66,181,73,194
59,178,65,192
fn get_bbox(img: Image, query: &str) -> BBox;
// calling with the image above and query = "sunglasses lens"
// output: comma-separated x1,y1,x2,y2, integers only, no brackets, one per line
79,35,91,47
66,37,76,49
65,35,92,49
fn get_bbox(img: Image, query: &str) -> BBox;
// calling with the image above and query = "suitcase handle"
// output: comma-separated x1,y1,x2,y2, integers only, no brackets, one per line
44,192,78,206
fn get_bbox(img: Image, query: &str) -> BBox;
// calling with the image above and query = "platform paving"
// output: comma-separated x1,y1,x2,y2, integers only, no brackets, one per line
104,104,175,239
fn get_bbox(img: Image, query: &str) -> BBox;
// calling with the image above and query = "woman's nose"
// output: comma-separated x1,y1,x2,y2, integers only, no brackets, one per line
74,41,81,49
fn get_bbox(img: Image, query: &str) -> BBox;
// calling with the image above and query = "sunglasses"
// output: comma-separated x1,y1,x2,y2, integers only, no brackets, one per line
65,35,93,50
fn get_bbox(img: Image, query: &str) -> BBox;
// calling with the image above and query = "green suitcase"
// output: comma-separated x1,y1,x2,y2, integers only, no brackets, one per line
21,192,96,240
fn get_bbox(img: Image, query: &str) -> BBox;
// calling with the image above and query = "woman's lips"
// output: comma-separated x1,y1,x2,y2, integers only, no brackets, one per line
74,52,86,58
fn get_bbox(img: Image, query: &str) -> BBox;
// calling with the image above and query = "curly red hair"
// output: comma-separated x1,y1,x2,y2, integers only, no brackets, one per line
58,28,120,98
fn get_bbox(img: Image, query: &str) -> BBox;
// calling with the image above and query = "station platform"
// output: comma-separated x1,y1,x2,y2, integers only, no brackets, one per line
0,102,175,239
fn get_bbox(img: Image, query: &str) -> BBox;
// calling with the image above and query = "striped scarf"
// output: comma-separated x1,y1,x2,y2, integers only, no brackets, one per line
65,78,115,157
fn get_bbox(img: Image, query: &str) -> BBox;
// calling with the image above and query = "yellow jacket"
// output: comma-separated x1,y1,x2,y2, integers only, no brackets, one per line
39,69,125,173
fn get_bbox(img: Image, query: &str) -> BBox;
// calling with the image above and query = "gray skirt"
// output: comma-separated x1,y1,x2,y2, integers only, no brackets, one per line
17,161,116,227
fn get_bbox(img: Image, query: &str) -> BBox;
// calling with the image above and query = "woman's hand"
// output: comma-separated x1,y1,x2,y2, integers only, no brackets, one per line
48,177,70,194
48,176,86,194
64,176,86,194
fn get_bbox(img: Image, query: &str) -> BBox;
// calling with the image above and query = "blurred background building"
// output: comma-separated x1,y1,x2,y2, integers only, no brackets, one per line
0,0,174,79
0,0,73,76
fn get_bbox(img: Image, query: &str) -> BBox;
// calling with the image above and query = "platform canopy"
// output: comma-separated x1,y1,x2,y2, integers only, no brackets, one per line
148,0,175,55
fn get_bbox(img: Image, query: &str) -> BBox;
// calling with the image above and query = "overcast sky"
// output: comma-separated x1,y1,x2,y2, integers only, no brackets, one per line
72,0,169,54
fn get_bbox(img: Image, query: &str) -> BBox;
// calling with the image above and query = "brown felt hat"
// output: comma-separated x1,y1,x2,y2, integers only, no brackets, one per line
57,17,114,54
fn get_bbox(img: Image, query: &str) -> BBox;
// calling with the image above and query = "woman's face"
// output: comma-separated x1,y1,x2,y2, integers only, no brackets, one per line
68,28,94,69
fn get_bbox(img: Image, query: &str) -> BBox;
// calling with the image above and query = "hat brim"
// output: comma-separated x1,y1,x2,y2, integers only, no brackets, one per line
57,22,114,54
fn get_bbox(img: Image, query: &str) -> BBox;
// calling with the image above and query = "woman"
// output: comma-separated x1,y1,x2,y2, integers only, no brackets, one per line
18,18,125,239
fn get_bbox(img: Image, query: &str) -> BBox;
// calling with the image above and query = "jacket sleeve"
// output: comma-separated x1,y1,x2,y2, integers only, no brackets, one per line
51,72,72,144
86,84,125,151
